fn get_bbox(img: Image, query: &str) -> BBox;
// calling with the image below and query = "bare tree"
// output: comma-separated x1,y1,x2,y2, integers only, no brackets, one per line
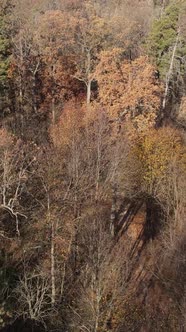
15,265,51,325
0,132,36,237
66,208,133,332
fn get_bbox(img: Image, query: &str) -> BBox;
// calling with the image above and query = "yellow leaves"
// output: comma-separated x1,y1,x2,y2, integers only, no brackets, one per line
135,127,186,191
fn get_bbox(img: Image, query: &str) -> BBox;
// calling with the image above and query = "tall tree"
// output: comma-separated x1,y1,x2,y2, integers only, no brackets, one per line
147,0,186,112
95,50,162,129
69,2,111,106
0,1,11,112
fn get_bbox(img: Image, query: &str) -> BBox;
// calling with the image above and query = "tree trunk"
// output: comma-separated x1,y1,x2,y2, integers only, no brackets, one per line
51,218,56,305
52,96,55,124
87,79,92,105
32,74,37,113
47,193,56,306
162,31,179,110
110,184,117,237
86,50,92,106
160,0,166,17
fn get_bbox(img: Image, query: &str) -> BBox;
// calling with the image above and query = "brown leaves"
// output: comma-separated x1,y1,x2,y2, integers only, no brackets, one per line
95,50,162,129
50,100,85,150
0,128,13,149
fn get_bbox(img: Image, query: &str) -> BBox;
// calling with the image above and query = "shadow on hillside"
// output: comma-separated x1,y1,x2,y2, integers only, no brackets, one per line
0,319,46,332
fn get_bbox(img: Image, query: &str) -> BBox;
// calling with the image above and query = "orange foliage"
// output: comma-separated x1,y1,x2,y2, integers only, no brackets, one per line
0,128,14,149
36,11,79,113
50,100,85,149
95,49,162,129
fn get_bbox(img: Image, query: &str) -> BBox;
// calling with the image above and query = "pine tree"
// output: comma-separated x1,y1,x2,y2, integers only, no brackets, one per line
0,1,11,95
147,1,181,76
147,0,186,108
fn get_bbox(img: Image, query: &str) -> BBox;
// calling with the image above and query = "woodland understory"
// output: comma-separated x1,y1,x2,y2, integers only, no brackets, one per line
0,0,186,331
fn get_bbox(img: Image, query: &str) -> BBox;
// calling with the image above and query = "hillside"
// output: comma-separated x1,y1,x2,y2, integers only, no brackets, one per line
0,1,186,331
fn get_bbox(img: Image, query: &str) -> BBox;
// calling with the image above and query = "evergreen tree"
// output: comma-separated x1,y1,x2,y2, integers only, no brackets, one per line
147,0,186,109
0,1,11,96
147,1,186,77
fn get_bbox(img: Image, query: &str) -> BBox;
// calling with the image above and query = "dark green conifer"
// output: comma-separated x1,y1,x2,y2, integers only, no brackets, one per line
147,0,186,80
0,1,11,95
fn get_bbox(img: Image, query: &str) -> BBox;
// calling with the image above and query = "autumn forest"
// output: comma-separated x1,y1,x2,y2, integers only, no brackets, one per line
0,0,186,331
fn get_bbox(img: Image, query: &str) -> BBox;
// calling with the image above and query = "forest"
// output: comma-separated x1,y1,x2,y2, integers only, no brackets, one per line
0,0,186,331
